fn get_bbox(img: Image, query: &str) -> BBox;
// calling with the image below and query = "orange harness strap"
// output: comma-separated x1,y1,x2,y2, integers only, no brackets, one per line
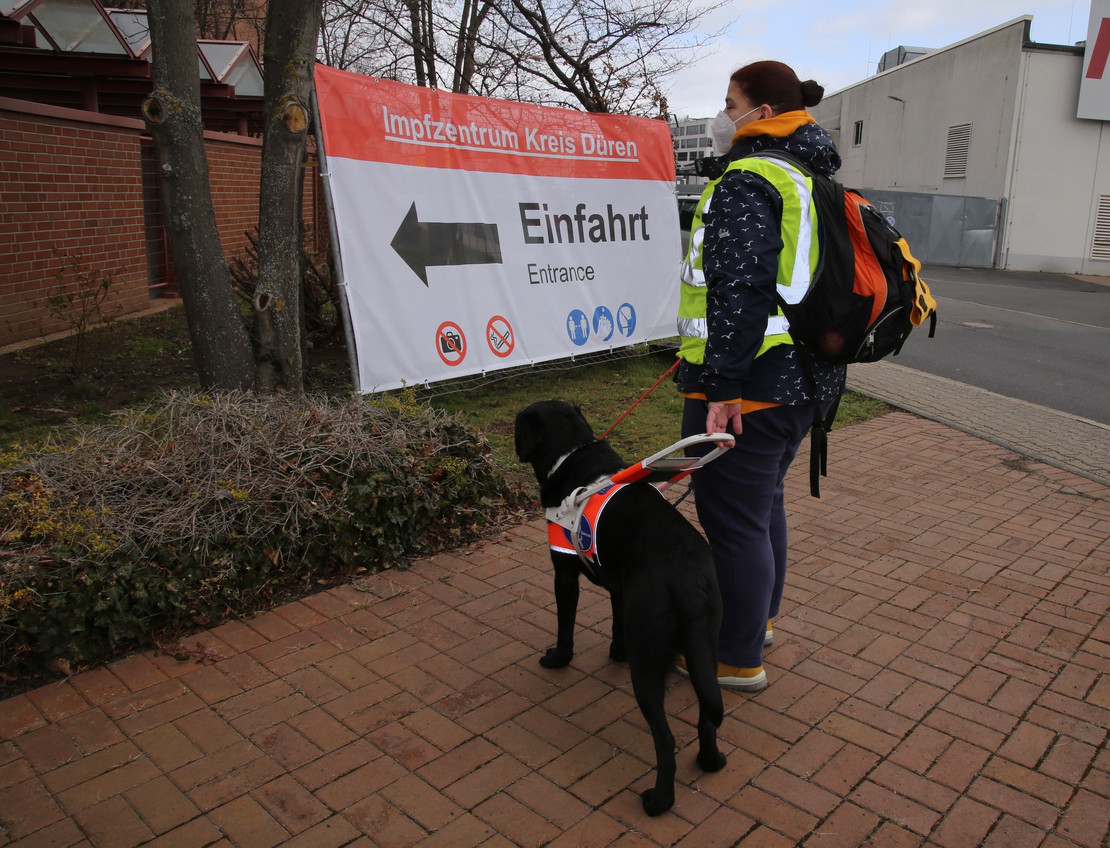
547,484,626,565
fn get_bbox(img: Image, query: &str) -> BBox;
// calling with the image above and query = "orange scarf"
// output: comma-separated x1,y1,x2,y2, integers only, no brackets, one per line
733,110,815,144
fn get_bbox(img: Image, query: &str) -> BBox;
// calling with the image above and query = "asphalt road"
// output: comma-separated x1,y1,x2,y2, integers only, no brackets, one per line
890,265,1110,426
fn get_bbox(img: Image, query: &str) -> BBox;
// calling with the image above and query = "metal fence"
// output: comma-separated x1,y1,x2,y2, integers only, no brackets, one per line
864,190,1002,268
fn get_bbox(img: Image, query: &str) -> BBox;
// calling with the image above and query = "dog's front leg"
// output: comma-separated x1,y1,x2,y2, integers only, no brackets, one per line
540,554,579,668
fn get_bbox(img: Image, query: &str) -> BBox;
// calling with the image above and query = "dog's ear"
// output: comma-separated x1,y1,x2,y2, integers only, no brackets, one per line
514,407,544,462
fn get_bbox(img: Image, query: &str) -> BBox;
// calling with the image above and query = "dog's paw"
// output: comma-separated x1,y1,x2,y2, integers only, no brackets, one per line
640,787,674,817
608,642,628,663
697,749,727,773
539,647,573,668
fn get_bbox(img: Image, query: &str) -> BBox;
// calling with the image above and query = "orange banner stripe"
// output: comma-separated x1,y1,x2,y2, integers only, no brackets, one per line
314,65,677,182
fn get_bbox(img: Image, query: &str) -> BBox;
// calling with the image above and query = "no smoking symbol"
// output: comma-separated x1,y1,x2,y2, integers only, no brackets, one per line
435,321,466,366
487,315,515,358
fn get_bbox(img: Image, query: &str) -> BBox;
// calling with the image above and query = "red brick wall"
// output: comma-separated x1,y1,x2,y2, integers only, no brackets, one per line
205,140,327,293
0,103,150,345
0,98,325,349
207,137,264,267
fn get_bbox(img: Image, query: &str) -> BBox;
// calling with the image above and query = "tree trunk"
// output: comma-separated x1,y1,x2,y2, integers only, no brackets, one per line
142,0,254,390
452,0,494,95
407,0,425,88
420,0,437,88
252,0,323,392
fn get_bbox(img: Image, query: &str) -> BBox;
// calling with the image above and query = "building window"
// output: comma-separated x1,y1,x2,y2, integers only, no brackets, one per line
1092,195,1110,260
853,120,863,146
944,123,972,178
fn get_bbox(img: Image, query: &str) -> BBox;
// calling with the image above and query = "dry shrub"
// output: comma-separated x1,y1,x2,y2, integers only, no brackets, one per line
0,389,527,678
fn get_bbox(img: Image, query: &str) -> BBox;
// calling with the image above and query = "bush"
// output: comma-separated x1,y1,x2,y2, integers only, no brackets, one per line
0,389,527,678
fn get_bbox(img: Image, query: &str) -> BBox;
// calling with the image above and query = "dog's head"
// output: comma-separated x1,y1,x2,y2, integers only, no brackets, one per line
514,400,596,478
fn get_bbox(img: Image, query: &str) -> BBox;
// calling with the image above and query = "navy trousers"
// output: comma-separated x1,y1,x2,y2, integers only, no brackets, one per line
682,399,813,668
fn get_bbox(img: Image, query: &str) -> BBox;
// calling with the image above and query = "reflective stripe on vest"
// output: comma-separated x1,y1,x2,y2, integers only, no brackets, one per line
676,187,715,362
677,156,820,364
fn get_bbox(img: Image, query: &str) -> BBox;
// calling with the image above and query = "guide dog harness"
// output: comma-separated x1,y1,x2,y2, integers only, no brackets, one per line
545,434,733,584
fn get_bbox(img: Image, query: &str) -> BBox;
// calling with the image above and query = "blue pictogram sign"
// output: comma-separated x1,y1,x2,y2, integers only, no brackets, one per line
617,303,637,337
567,309,590,346
593,306,615,341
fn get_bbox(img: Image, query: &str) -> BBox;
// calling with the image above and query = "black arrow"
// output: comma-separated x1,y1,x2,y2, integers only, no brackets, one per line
390,202,503,285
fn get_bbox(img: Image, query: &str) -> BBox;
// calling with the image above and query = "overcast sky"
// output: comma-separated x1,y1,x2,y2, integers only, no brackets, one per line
665,0,1092,119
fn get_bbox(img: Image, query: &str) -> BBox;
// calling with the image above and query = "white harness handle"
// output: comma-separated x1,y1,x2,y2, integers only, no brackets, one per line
545,433,734,544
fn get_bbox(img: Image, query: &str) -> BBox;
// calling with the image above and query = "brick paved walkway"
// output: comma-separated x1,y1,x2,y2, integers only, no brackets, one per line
847,361,1110,488
1,413,1107,847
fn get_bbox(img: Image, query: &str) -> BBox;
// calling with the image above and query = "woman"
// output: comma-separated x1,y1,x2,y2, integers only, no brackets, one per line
675,60,846,691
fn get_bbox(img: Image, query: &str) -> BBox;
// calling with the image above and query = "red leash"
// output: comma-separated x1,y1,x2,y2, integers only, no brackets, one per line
598,358,679,441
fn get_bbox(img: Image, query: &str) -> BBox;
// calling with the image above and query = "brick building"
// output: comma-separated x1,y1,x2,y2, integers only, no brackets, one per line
0,0,323,349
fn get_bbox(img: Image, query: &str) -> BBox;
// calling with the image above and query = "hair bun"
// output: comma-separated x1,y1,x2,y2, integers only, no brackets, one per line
800,79,824,107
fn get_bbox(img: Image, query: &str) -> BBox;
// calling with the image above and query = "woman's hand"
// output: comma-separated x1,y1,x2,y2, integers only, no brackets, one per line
706,401,742,437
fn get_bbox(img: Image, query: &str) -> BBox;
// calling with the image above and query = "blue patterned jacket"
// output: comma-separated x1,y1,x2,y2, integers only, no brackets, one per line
676,119,847,406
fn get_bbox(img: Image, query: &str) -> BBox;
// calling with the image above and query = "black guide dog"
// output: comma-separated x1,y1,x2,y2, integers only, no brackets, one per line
515,400,727,816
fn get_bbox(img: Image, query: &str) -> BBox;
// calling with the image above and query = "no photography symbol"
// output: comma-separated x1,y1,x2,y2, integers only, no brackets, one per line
435,321,467,366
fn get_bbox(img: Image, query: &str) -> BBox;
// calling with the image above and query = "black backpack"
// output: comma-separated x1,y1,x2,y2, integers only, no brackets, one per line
753,151,939,495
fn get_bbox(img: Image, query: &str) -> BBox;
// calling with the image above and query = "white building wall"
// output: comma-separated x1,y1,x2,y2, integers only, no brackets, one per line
810,16,1109,276
1005,49,1110,274
671,117,713,172
810,19,1025,197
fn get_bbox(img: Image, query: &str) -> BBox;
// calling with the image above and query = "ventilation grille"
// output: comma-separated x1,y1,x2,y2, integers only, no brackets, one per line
944,123,972,178
1092,195,1110,260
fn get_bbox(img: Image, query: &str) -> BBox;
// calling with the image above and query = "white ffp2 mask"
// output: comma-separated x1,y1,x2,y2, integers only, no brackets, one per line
710,107,760,155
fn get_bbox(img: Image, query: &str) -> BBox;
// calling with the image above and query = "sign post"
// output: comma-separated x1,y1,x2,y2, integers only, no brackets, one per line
313,65,681,392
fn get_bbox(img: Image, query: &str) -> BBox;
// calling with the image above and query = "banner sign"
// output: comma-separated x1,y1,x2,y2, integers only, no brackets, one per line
313,64,681,392
1079,0,1110,120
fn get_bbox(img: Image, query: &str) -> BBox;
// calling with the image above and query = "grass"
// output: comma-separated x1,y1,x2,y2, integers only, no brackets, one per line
1,304,892,484
421,346,891,484
0,305,200,449
428,349,687,472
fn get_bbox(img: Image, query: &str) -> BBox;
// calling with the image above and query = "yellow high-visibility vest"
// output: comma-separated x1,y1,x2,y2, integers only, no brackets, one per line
677,156,821,364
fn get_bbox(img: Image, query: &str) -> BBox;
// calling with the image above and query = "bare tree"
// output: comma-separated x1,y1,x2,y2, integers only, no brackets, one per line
451,0,497,94
318,0,724,114
253,0,323,392
407,0,437,87
194,0,266,54
499,0,706,115
143,0,324,392
142,0,254,390
319,0,381,72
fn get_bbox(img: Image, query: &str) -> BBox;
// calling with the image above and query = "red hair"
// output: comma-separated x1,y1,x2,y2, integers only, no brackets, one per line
731,60,824,113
